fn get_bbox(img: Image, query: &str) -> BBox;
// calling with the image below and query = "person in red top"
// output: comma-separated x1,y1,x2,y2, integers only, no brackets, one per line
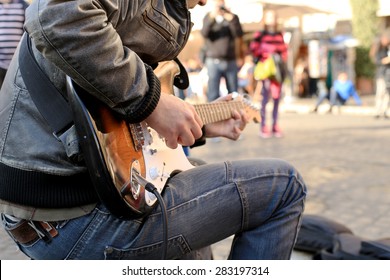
250,10,287,138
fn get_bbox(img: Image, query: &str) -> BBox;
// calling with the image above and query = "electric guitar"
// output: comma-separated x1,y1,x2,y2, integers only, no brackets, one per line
66,61,260,219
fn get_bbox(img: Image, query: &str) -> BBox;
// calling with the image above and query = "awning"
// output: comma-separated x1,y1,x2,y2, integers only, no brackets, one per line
377,0,390,17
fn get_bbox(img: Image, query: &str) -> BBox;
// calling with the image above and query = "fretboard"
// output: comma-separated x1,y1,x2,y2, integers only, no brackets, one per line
194,101,244,125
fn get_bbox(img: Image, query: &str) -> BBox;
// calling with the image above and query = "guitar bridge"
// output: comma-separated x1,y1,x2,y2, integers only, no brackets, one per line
129,123,145,151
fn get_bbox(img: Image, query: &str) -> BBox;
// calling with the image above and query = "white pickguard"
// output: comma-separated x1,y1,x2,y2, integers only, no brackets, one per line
140,123,194,205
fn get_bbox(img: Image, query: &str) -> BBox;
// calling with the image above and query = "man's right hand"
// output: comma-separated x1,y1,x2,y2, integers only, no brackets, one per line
145,94,203,149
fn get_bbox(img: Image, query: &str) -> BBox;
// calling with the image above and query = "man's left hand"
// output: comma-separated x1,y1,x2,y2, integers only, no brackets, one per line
204,94,249,140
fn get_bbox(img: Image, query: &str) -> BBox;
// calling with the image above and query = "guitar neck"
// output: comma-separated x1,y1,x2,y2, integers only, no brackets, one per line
194,101,244,125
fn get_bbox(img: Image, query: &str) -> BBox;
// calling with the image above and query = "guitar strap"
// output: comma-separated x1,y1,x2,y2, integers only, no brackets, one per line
19,33,74,137
18,33,77,158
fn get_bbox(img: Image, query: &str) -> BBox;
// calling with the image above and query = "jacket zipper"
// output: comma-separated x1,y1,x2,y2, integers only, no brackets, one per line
142,11,173,43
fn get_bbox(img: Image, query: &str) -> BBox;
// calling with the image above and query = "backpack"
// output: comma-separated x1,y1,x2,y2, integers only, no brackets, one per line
294,214,353,253
294,214,390,260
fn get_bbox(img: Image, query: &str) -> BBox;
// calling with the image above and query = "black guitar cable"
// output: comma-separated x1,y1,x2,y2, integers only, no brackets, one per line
145,183,168,260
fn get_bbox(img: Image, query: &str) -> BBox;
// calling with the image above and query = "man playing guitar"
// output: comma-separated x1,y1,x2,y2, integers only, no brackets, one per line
0,0,306,260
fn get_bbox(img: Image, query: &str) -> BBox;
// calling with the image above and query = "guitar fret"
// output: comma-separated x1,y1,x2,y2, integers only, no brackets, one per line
205,104,212,124
200,104,208,124
213,104,219,121
205,104,211,124
217,103,224,121
207,104,213,124
222,103,230,120
216,103,222,121
211,104,217,123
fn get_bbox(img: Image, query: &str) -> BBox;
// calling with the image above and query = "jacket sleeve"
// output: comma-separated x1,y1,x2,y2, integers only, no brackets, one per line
24,0,160,123
201,13,215,38
228,14,243,38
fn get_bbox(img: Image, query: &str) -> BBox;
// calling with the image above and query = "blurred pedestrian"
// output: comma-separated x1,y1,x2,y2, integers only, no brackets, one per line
311,79,331,113
201,0,245,101
370,29,390,119
238,54,255,96
0,0,28,87
249,9,288,138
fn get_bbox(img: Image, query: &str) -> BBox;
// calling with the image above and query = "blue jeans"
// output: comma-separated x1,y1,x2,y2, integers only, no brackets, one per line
205,58,238,101
330,89,346,107
260,79,282,129
314,90,330,108
3,159,306,260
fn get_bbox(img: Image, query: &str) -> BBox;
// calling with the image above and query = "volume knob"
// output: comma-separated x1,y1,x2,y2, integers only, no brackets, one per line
149,167,159,180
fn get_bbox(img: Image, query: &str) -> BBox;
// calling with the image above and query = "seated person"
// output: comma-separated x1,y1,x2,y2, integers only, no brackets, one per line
313,72,362,113
329,72,362,112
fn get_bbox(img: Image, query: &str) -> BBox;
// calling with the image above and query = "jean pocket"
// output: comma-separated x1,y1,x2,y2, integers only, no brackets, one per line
104,234,191,260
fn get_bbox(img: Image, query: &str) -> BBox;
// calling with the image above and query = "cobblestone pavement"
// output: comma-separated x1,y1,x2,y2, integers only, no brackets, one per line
2,95,389,260
203,95,390,259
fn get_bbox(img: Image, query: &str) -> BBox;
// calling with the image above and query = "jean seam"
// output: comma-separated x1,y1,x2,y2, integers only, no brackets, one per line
225,161,247,232
65,207,104,259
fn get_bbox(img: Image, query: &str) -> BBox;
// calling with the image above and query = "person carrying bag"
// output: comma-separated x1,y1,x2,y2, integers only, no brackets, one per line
249,10,288,138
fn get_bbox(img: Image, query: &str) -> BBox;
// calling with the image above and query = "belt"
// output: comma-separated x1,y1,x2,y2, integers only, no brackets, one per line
8,220,58,245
